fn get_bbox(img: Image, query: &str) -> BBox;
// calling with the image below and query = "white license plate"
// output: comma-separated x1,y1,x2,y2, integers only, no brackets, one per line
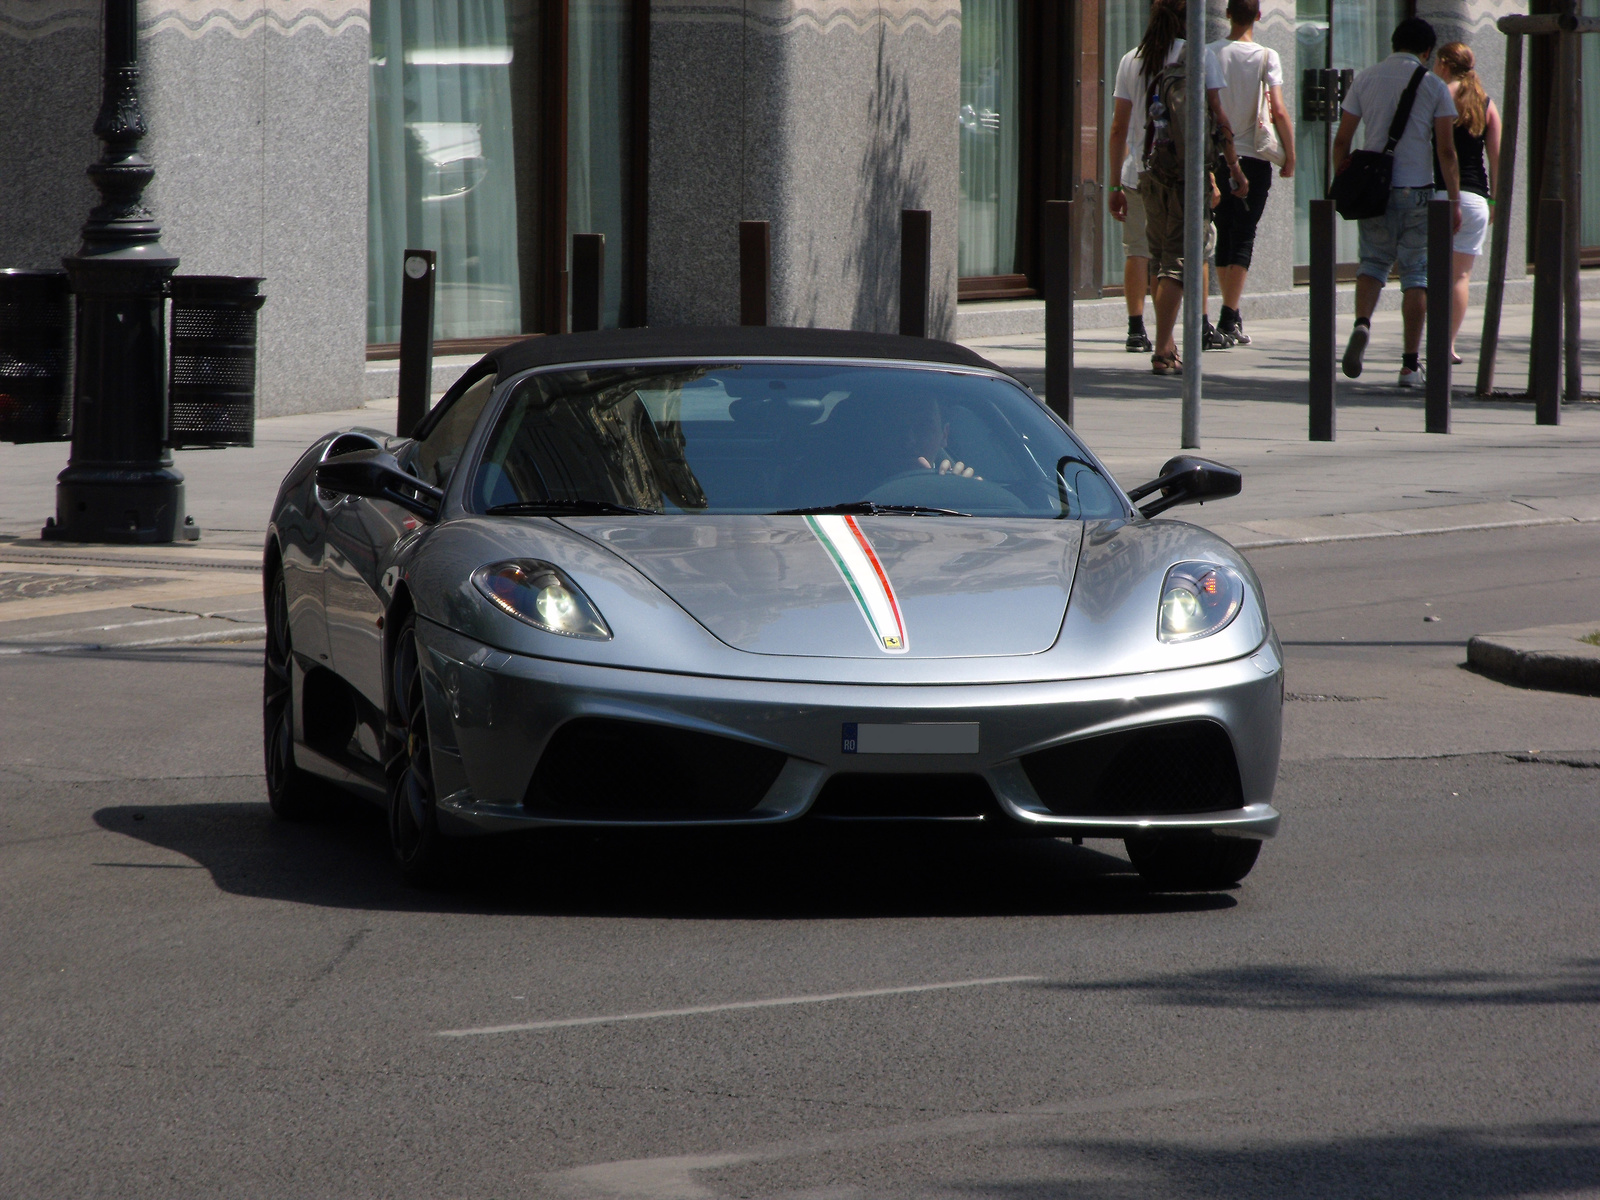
842,722,980,755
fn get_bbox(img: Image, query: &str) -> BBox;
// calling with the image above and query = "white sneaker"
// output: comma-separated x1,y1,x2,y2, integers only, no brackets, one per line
1397,366,1424,389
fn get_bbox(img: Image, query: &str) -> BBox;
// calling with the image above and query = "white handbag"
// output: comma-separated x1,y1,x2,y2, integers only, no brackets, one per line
1249,51,1286,166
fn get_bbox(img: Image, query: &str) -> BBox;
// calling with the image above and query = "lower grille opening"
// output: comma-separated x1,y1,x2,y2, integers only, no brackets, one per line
810,773,995,821
1020,721,1243,817
525,718,787,820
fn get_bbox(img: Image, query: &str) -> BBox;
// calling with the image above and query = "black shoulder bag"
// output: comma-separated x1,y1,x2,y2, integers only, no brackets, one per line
1330,64,1427,221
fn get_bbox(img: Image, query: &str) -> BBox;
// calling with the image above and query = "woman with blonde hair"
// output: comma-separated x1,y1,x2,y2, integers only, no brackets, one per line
1432,42,1501,363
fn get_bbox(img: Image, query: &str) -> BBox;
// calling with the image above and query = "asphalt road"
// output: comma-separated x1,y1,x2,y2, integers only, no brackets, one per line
2,524,1598,1199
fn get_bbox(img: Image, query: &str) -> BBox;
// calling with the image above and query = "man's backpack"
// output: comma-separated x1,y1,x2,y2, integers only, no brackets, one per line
1142,55,1221,189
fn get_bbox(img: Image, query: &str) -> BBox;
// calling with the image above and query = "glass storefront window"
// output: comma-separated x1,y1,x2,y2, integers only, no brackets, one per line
368,0,530,343
958,0,1021,278
1584,0,1600,248
1293,0,1401,268
569,0,631,329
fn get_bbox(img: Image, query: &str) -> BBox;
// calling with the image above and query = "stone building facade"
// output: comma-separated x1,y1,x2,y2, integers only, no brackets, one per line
0,0,1584,415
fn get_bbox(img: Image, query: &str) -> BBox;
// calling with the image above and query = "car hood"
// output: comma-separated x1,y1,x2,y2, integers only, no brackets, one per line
568,516,1083,659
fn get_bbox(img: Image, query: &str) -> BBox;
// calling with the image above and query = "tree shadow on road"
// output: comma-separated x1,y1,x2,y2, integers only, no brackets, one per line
970,1120,1600,1200
92,800,1236,919
1037,960,1600,1010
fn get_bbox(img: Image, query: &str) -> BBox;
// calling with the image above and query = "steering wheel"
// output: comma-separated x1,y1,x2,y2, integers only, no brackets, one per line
865,468,1026,513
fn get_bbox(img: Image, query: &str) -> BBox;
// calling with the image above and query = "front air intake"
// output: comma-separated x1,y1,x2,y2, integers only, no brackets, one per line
525,718,786,819
809,773,996,820
1020,721,1243,817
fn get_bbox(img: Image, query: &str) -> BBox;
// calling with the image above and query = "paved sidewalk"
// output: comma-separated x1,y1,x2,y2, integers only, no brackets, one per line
969,297,1600,545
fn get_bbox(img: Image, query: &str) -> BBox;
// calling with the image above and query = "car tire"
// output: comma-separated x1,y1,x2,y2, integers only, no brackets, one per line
1124,834,1261,890
386,614,449,887
264,564,323,821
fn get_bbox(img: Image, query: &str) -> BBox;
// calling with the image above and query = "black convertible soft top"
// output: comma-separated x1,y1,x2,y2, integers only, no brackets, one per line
417,326,1013,439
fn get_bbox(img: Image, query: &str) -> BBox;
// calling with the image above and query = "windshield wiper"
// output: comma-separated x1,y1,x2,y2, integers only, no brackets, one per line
486,498,659,516
771,501,972,517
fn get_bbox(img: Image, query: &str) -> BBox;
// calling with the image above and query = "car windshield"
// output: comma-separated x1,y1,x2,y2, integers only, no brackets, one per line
470,361,1126,519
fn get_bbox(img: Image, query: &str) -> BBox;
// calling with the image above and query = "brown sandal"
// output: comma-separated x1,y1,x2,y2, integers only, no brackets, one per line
1151,353,1182,376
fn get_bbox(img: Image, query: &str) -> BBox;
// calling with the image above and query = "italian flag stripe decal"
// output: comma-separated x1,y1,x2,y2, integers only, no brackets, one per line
804,515,908,653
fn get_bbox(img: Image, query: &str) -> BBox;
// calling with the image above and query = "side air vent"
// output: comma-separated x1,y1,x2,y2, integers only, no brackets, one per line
809,773,995,821
525,718,786,819
1020,721,1243,817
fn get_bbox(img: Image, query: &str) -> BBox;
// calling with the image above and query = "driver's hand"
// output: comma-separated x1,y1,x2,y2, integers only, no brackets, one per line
917,456,980,480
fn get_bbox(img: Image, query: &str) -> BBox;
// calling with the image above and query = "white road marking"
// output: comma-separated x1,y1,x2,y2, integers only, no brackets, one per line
7,614,198,640
540,1087,1208,1199
437,975,1043,1038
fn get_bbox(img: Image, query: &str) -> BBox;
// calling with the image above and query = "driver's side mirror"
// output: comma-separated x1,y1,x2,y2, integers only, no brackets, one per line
314,448,444,523
1126,455,1242,519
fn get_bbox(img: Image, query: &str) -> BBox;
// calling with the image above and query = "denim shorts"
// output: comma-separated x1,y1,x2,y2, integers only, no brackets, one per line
1358,186,1432,290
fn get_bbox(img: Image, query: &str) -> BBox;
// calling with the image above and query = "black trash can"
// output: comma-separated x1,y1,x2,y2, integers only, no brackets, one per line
168,275,265,449
0,269,72,444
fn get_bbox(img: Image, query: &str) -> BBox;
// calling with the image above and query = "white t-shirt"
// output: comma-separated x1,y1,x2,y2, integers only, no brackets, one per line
1206,38,1284,161
1112,40,1225,189
1342,52,1458,188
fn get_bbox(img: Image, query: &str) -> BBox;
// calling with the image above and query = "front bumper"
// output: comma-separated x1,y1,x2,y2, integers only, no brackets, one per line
417,617,1284,839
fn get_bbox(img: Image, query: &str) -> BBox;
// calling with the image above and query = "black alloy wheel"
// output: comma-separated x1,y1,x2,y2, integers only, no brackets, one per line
264,565,320,820
1124,834,1262,891
386,615,448,886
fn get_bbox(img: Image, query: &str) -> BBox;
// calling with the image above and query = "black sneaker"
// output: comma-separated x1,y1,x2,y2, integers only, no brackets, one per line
1220,319,1251,345
1342,324,1370,378
1125,330,1152,353
1203,322,1232,351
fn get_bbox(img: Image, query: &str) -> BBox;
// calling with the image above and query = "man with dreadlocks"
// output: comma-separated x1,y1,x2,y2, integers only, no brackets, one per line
1108,0,1247,376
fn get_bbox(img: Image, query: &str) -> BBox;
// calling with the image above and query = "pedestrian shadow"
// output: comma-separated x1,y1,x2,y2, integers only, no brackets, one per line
970,1120,1600,1200
1008,362,1554,412
1036,960,1600,1011
90,801,1238,919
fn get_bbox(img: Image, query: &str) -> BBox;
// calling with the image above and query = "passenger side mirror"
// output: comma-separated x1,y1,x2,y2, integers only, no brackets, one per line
314,447,444,523
1126,455,1242,519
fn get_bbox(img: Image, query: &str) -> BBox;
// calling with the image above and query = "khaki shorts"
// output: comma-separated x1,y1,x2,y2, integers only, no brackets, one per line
1136,172,1215,282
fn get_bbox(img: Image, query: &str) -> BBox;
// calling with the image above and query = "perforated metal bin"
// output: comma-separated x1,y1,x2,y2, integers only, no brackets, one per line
168,275,265,449
0,269,72,444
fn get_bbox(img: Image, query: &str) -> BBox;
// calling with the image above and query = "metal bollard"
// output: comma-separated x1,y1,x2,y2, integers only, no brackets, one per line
899,209,931,338
571,234,604,333
1530,197,1564,425
739,221,770,327
1425,199,1452,433
397,249,436,437
1308,200,1336,441
1043,200,1073,424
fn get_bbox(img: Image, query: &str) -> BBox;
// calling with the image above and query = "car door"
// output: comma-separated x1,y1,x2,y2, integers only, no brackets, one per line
324,375,499,712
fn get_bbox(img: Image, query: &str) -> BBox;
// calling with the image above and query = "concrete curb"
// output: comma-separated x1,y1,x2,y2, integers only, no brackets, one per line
1466,623,1600,696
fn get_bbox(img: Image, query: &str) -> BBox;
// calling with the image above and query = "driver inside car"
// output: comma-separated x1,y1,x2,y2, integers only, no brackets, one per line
899,396,981,480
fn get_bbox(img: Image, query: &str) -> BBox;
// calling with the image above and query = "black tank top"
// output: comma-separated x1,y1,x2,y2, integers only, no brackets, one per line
1435,122,1489,197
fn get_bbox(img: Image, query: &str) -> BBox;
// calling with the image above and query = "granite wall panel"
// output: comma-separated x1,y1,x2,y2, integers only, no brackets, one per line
648,0,960,337
0,0,102,270
1,0,367,416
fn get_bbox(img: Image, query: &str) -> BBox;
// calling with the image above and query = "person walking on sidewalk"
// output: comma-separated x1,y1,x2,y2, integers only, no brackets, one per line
1333,17,1461,388
1432,41,1500,364
1208,0,1295,346
1113,0,1247,375
1107,46,1157,354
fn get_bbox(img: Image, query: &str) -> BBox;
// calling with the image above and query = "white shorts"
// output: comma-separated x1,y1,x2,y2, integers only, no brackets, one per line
1436,190,1490,257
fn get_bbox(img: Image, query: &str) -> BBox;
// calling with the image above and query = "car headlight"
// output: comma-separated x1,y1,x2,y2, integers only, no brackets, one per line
1158,561,1245,643
472,560,612,640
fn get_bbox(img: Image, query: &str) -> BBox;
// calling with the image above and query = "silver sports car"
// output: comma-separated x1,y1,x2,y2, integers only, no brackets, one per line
264,328,1282,889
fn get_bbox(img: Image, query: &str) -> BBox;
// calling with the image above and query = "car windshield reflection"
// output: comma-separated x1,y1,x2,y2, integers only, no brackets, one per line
470,362,1126,520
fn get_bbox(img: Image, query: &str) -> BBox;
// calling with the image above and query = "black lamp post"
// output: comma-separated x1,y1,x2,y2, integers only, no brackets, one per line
44,0,188,543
